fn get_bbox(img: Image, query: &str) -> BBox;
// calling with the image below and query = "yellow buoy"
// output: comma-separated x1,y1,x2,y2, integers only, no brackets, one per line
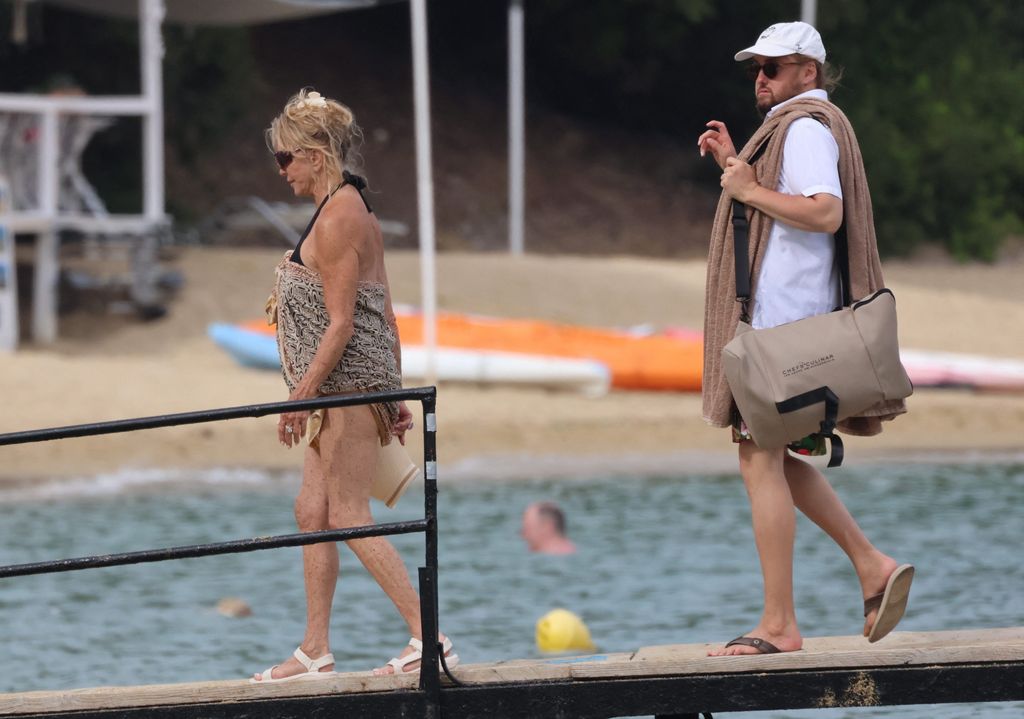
536,608,596,653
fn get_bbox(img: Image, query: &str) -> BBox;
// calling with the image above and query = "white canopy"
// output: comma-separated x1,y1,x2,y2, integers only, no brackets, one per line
38,0,393,25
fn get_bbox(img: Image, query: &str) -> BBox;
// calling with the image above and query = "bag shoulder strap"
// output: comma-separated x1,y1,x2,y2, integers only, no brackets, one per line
834,214,852,307
730,138,771,321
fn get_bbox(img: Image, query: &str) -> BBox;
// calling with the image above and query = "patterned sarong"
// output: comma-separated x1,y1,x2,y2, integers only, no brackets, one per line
267,251,400,445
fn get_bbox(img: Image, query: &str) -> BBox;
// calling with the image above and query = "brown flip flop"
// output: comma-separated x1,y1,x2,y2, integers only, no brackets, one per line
864,563,915,643
724,636,781,654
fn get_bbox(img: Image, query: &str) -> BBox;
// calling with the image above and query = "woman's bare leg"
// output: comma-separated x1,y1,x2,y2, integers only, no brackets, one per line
709,441,803,656
252,447,337,680
782,454,901,635
317,405,449,673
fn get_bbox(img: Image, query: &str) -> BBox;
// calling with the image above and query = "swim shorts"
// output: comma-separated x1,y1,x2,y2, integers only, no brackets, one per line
730,408,827,457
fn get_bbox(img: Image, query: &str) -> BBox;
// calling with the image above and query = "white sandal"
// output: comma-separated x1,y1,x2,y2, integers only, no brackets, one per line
250,647,336,684
381,637,459,675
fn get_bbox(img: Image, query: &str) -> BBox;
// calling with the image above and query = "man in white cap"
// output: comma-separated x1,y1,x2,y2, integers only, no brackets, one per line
696,23,913,656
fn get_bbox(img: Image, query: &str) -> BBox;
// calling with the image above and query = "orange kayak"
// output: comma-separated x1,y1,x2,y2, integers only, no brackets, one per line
243,312,703,392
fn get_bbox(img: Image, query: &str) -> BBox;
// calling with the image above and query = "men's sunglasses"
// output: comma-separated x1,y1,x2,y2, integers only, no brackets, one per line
274,149,302,170
745,60,806,81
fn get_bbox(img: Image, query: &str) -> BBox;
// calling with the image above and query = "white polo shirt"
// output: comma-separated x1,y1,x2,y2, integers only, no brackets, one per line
751,89,843,330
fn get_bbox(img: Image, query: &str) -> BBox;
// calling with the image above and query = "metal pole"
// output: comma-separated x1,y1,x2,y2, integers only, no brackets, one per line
0,178,16,352
36,112,58,221
508,0,525,255
31,109,59,343
410,0,438,385
801,0,817,26
140,0,165,222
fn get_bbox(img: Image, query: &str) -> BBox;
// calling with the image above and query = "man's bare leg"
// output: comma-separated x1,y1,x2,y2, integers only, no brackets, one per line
709,442,803,656
783,454,901,635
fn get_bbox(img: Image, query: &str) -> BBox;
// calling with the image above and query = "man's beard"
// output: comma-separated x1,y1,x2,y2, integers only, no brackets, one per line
755,85,774,117
756,96,772,118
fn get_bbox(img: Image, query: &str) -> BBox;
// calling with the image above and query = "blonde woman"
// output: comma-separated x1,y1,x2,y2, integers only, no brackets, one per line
252,88,457,683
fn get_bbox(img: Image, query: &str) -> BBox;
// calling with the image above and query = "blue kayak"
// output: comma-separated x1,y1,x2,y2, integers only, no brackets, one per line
208,323,281,370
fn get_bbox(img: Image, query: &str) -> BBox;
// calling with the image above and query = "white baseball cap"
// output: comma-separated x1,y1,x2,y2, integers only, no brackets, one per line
734,21,827,63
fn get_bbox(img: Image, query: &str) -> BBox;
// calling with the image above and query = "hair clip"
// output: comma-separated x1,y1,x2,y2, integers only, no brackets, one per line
299,91,328,109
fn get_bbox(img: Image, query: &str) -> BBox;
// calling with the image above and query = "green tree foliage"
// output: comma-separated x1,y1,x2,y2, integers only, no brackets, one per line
525,0,1023,259
524,0,765,131
820,0,1023,259
163,26,255,165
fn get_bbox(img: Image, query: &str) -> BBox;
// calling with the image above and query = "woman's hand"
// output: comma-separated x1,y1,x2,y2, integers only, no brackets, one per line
698,121,738,169
278,388,313,449
393,401,414,446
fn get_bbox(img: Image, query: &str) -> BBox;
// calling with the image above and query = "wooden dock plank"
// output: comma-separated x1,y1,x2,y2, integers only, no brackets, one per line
580,628,1024,679
632,626,1024,660
0,673,418,717
1,628,1020,717
575,642,1024,680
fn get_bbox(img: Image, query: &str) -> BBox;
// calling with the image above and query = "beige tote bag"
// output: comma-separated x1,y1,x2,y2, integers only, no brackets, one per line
723,289,912,464
373,439,421,508
721,200,912,466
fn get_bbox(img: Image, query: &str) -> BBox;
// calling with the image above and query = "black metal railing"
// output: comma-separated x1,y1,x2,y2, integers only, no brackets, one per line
0,386,448,716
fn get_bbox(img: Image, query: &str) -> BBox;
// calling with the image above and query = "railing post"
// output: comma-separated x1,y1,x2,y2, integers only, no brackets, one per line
418,567,441,717
418,389,441,713
422,389,438,578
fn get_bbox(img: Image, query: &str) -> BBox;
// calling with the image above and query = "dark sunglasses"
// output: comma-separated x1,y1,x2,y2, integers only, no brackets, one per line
745,60,806,81
273,149,302,170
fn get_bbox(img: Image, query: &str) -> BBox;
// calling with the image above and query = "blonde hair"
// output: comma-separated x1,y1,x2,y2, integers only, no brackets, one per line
266,87,363,186
812,60,843,93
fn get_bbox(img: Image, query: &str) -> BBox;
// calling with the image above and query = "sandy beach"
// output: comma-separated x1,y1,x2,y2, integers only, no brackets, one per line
1,248,1023,483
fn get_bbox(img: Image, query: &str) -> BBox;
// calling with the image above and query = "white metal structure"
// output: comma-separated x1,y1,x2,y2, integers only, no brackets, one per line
50,0,384,25
0,0,168,346
0,0,441,371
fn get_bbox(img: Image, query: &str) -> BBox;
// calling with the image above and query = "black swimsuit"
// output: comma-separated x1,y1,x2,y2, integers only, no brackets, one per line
290,171,373,267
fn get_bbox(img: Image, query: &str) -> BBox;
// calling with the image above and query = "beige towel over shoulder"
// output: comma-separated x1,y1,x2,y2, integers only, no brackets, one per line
702,98,906,436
